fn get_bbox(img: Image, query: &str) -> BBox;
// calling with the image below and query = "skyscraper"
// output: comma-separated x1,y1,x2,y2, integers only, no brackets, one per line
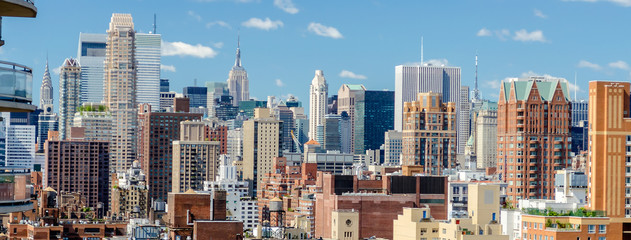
172,123,220,193
104,13,138,172
459,86,470,154
135,33,161,109
394,65,463,152
1,112,35,168
183,86,208,108
160,79,170,92
242,108,282,195
37,60,58,153
58,58,81,140
587,81,631,218
309,70,328,141
497,77,571,202
571,99,588,127
474,101,497,169
206,82,229,118
39,59,53,109
227,38,249,107
77,33,107,103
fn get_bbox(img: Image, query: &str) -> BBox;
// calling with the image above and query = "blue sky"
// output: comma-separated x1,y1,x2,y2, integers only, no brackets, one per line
1,0,630,109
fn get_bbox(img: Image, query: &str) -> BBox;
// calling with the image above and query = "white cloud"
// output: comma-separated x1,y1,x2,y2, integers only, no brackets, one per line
206,21,231,29
52,66,61,75
188,10,202,21
307,22,343,39
513,29,546,42
577,60,602,70
339,70,367,80
212,42,224,48
242,17,284,31
275,79,285,87
476,28,492,37
609,60,630,70
162,41,218,58
562,0,631,7
518,71,580,94
274,0,299,14
486,80,501,89
495,29,511,41
160,64,176,72
534,9,547,18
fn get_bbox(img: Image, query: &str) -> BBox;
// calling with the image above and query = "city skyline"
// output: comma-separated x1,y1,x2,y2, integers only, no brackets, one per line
2,0,631,113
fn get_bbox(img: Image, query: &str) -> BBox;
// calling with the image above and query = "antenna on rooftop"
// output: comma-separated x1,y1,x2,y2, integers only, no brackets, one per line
421,36,424,65
153,14,157,34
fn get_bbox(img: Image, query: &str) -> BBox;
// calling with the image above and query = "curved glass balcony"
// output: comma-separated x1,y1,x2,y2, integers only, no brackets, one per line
0,60,35,112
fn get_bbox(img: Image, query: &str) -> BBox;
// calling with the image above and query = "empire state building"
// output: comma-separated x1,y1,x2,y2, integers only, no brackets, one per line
227,38,249,107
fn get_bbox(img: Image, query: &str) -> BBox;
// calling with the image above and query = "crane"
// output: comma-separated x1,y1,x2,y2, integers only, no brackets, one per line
290,130,302,154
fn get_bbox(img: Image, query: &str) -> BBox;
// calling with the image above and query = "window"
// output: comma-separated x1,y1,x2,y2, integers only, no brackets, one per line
588,225,595,233
599,225,606,234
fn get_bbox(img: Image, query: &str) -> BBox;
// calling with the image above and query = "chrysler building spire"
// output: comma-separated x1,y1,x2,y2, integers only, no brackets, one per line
40,57,54,109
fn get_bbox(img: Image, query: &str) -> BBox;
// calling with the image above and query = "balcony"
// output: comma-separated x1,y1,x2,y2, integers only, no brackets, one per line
0,60,36,112
0,0,37,18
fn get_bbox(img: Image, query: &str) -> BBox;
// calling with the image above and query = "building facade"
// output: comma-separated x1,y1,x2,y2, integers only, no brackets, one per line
309,70,328,141
58,58,81,140
227,40,249,107
137,104,203,203
72,103,112,142
394,65,462,153
44,140,109,213
135,33,161,109
242,108,283,195
475,101,498,169
77,33,107,103
401,92,457,174
104,13,138,172
183,86,208,108
497,77,571,203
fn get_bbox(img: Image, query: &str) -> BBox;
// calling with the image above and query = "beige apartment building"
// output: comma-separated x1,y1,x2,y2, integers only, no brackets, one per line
393,183,508,240
242,108,283,195
72,102,112,141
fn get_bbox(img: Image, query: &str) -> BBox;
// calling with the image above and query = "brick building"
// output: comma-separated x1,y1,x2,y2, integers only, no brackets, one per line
401,92,457,175
257,157,318,235
497,77,571,202
137,103,202,203
314,173,448,239
167,191,243,240
44,139,109,213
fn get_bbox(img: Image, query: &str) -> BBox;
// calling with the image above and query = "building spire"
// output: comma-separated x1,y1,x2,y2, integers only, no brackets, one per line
234,32,241,68
420,36,424,65
472,51,481,102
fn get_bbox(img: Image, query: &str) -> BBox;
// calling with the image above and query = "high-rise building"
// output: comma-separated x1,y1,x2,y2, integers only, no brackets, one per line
135,33,161,109
172,124,220,193
72,103,112,142
183,86,208,108
571,100,588,127
238,100,267,118
160,79,169,92
227,128,243,160
401,92,457,174
474,101,497,169
227,38,249,107
394,64,462,151
1,113,36,168
337,84,366,152
242,108,282,195
497,77,571,202
39,60,53,109
276,104,295,152
459,86,471,154
160,91,176,112
339,112,352,154
587,81,631,218
104,13,138,172
384,130,402,166
327,95,338,114
294,118,309,153
44,139,109,213
58,58,81,140
309,70,328,141
337,85,394,153
215,95,238,121
137,104,203,203
323,114,341,152
37,60,58,153
206,82,229,118
77,33,107,103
